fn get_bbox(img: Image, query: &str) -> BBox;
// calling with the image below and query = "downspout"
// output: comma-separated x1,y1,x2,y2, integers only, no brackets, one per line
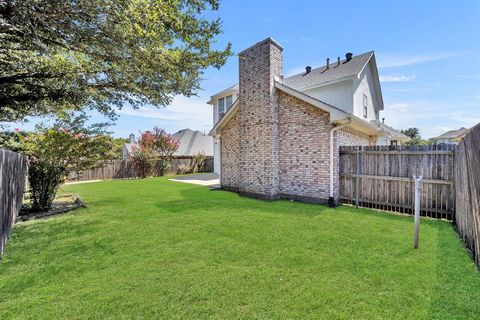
329,118,352,207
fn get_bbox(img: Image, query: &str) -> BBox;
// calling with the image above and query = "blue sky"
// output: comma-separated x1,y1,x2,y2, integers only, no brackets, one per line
11,0,480,138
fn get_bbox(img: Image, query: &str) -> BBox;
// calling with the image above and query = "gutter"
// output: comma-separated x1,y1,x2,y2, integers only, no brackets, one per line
329,117,352,207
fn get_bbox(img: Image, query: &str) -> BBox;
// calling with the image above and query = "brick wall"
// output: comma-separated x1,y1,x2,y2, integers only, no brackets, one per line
220,110,240,189
238,38,283,199
277,91,333,201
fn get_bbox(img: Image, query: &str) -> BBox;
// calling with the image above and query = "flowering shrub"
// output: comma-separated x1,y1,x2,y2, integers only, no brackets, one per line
20,114,113,212
132,127,179,177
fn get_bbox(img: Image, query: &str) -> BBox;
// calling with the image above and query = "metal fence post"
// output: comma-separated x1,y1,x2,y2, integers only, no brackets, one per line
413,175,423,249
355,146,360,208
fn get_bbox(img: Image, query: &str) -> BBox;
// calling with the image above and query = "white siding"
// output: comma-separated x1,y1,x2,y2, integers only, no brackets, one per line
213,104,219,124
302,80,353,113
213,138,221,174
353,62,379,121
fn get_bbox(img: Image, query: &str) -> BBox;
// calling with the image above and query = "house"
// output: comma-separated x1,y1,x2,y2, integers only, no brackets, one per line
171,128,213,156
121,129,213,160
122,133,138,160
208,38,386,205
374,120,410,145
434,127,469,144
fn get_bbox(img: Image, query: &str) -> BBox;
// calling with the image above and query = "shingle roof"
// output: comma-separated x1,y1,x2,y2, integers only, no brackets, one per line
208,52,374,99
172,129,213,156
435,127,469,139
283,51,374,91
371,120,410,140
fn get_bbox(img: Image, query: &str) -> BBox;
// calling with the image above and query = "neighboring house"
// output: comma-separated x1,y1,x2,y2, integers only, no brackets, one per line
171,128,213,156
434,127,469,145
209,37,386,205
121,129,213,160
374,120,410,145
122,133,137,160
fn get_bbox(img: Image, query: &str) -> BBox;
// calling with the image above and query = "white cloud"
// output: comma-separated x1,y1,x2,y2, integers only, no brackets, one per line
377,53,455,68
381,100,479,138
379,75,416,82
117,95,212,132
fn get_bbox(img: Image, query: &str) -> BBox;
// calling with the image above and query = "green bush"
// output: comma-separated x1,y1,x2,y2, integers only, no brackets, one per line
20,114,113,212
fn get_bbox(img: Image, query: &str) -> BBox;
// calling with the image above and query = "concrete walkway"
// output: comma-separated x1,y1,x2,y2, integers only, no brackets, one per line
169,173,219,187
64,179,102,185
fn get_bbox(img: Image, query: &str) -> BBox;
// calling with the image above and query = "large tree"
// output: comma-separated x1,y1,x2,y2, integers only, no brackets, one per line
0,0,231,122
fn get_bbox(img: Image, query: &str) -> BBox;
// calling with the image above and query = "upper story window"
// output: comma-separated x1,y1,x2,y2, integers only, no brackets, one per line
217,95,233,119
218,97,225,118
363,94,368,118
225,95,233,109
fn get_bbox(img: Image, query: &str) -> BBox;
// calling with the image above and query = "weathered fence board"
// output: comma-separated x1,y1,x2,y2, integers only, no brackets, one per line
68,157,214,182
339,144,456,220
455,123,480,268
0,149,27,257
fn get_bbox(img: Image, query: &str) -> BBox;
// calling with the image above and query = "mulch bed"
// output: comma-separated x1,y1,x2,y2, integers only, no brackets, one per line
18,194,85,222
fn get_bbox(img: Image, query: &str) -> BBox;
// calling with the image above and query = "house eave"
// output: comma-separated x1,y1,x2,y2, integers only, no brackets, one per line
345,116,383,136
276,81,383,136
207,84,239,105
274,81,349,122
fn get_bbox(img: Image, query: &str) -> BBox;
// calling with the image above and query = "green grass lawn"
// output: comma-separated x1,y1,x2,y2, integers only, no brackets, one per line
1,177,479,319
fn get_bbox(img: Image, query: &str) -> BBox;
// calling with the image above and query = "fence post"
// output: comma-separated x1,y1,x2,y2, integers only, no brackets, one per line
355,146,360,208
413,175,423,249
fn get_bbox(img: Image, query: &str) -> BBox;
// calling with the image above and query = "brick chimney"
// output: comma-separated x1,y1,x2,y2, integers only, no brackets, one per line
237,38,283,199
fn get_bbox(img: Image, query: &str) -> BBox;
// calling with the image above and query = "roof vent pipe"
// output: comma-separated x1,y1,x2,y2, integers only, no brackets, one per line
326,58,330,69
305,66,312,74
337,57,340,66
345,52,353,62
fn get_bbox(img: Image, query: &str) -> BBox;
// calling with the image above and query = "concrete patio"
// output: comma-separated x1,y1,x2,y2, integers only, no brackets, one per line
169,173,219,187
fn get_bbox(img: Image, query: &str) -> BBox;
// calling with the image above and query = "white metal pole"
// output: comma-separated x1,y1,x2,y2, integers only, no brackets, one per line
413,175,423,249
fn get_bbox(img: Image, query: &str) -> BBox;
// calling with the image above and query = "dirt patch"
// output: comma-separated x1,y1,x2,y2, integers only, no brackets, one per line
18,194,85,222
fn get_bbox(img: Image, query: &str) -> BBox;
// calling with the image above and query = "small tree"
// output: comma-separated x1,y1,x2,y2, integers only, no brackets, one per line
21,114,113,212
192,152,206,173
152,128,179,176
130,145,157,178
131,128,179,177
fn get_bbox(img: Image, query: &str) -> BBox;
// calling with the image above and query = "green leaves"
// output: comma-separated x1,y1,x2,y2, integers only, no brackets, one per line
19,113,115,211
0,0,232,122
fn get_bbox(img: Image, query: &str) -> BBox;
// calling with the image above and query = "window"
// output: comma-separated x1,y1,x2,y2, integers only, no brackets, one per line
363,94,368,118
225,95,233,110
218,97,225,118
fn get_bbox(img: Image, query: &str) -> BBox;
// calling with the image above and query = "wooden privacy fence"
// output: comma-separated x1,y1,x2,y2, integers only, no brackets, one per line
68,157,214,182
455,123,480,268
0,149,27,257
339,144,456,220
